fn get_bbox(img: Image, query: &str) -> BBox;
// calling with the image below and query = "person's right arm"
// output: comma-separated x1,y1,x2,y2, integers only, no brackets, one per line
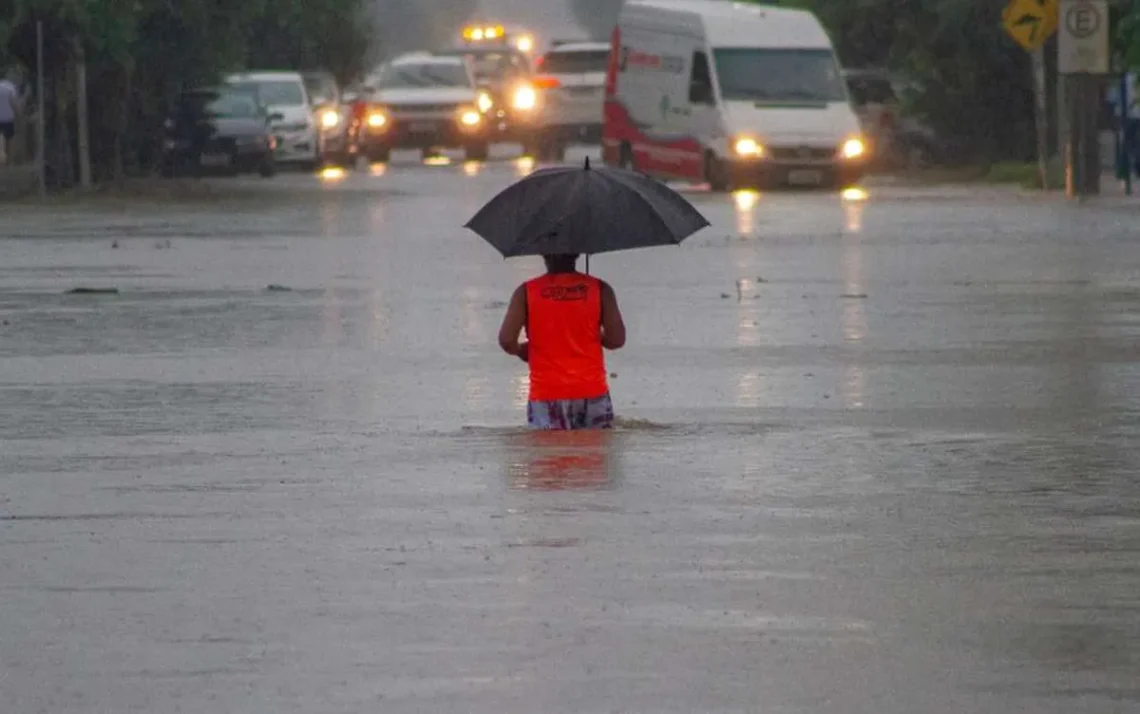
599,281,626,350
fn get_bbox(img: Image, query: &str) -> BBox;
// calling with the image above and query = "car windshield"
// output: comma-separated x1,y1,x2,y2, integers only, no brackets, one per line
179,91,261,119
541,49,610,74
207,93,261,118
303,74,338,104
232,80,305,106
438,50,528,83
373,62,471,89
845,75,897,106
712,48,846,103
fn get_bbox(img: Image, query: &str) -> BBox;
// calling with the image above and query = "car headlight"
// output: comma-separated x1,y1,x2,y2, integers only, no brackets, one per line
734,137,765,158
320,110,340,129
459,109,482,127
367,112,388,129
841,137,866,159
476,91,494,113
515,34,535,53
512,85,537,111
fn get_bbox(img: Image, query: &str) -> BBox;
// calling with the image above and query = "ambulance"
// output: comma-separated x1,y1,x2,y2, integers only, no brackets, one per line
602,0,868,191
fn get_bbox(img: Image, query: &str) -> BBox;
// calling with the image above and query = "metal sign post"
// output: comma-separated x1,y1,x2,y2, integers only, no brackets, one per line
1058,0,1109,198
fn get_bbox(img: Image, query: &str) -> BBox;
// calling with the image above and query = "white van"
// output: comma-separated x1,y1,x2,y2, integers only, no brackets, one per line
602,0,867,190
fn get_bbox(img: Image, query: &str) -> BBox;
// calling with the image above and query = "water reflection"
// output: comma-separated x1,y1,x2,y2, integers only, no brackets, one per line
505,429,618,491
319,166,347,182
462,161,482,177
515,156,535,177
464,375,489,411
733,190,760,236
369,162,388,177
840,214,868,408
461,286,486,345
423,156,452,166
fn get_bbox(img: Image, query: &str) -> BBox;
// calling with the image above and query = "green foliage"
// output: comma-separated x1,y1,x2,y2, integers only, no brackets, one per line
2,0,378,184
1120,1,1140,68
737,0,1035,162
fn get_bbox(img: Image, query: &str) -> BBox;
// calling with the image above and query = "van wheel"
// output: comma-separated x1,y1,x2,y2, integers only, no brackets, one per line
618,142,634,170
464,142,489,162
705,152,730,193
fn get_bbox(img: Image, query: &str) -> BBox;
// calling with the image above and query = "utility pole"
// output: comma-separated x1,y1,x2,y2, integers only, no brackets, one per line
1032,47,1050,188
75,42,92,190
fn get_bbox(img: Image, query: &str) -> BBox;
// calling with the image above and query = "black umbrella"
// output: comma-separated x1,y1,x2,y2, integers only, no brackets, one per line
464,157,709,261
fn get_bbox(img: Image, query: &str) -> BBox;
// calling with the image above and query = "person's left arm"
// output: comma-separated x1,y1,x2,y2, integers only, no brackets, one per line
497,284,529,362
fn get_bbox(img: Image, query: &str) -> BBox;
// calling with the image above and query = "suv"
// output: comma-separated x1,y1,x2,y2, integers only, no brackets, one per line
433,46,539,151
530,41,611,161
842,69,947,169
358,54,491,162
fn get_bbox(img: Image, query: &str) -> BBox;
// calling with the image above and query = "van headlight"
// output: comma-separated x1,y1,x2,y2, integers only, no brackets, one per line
512,85,537,111
734,137,766,158
476,91,494,113
841,137,866,159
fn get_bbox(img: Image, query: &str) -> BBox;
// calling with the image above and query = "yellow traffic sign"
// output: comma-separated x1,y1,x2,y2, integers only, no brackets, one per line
1002,0,1059,51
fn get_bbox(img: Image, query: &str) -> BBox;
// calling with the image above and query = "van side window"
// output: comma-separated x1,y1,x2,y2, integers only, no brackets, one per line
689,51,714,105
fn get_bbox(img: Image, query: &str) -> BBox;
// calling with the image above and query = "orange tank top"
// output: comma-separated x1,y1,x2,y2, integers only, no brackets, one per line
525,273,609,402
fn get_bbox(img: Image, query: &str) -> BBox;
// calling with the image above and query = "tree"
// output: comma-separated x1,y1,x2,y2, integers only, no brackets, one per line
2,0,380,186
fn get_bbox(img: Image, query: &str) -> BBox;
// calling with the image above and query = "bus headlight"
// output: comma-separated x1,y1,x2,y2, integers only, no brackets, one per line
734,137,765,158
477,91,493,113
841,137,866,159
512,85,537,111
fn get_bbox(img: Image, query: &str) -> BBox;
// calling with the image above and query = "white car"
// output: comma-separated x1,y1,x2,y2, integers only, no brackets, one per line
531,41,612,161
359,54,491,163
226,71,322,170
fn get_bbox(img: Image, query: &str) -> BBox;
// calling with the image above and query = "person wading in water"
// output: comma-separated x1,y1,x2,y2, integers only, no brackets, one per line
498,253,626,429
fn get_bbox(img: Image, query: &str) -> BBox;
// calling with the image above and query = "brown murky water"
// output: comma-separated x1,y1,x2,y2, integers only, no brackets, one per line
2,150,1139,712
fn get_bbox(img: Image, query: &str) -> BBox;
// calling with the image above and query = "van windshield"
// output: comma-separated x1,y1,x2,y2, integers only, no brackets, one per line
712,48,846,103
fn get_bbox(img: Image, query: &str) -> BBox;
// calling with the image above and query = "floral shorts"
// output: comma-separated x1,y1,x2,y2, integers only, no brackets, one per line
527,393,614,430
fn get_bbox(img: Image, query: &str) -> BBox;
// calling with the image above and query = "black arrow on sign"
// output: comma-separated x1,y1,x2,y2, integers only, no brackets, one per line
1012,12,1042,42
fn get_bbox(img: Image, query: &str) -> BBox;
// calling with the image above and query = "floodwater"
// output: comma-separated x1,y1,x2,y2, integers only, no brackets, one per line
2,148,1139,713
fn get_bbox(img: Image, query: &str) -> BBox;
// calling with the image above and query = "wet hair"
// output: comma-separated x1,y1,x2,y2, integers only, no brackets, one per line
542,254,579,272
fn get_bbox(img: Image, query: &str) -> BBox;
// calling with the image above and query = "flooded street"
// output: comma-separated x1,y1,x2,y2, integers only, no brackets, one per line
2,149,1139,713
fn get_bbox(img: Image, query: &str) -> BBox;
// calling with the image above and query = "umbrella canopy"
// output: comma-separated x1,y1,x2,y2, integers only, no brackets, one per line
464,158,709,258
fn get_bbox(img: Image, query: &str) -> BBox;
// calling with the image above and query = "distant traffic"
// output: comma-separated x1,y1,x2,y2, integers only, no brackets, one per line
157,0,939,191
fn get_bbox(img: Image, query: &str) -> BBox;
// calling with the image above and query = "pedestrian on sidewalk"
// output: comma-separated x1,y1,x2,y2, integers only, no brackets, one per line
498,254,626,430
0,69,22,166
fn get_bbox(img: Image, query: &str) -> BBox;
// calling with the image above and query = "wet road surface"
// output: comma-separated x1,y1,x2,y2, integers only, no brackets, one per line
2,147,1139,713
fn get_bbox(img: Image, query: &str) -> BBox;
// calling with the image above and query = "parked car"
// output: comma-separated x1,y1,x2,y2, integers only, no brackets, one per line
432,45,540,153
303,70,351,164
160,86,277,178
530,40,611,161
226,71,321,171
357,53,491,163
842,68,953,169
